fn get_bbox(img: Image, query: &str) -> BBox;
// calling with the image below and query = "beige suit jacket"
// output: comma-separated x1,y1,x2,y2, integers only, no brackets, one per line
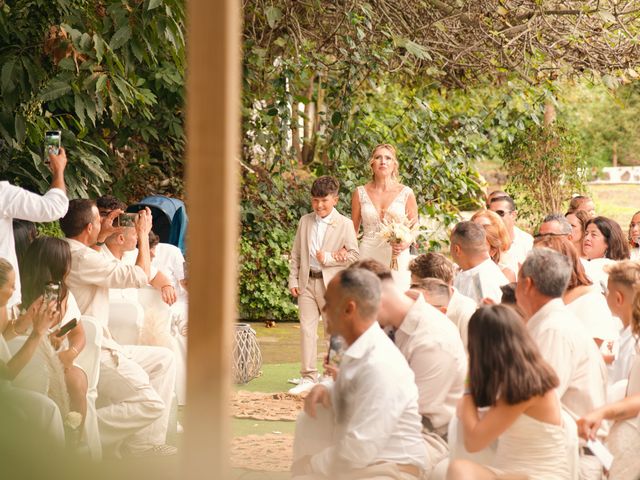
288,210,359,291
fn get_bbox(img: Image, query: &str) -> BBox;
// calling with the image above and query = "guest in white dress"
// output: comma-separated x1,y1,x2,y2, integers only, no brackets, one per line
471,209,517,280
627,210,640,260
351,144,417,287
582,216,630,291
534,235,619,347
486,192,533,272
448,305,574,480
565,210,590,259
450,221,509,305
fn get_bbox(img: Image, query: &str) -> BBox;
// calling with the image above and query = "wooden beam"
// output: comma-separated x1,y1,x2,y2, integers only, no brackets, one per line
183,0,240,477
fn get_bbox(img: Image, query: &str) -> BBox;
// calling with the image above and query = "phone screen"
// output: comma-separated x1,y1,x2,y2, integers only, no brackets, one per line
44,130,62,162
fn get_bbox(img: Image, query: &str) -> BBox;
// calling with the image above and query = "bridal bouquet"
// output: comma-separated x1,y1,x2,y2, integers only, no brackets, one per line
377,214,417,270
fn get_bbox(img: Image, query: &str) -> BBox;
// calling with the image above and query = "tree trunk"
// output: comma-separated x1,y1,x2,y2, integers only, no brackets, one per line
301,75,315,165
612,141,618,167
291,102,302,166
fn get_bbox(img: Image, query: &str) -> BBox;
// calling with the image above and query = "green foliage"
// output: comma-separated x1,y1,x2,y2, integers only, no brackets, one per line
502,120,587,226
0,0,185,202
36,221,63,238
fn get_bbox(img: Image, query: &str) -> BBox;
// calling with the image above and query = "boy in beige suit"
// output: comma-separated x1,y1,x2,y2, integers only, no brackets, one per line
288,176,359,394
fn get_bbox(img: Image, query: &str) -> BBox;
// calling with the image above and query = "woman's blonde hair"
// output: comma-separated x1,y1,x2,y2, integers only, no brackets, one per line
0,258,13,287
606,261,640,337
369,144,399,180
471,210,513,252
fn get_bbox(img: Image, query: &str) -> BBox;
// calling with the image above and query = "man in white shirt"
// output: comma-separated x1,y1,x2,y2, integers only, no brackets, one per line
409,253,476,347
60,199,177,457
0,148,68,307
488,193,533,270
516,248,608,480
292,268,427,479
450,221,509,304
354,260,465,478
538,213,573,238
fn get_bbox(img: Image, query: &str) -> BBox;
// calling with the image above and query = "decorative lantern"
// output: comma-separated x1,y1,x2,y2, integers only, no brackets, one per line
232,323,262,384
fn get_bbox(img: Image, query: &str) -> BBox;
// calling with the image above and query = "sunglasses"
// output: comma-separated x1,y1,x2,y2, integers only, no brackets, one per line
494,209,512,217
533,232,570,239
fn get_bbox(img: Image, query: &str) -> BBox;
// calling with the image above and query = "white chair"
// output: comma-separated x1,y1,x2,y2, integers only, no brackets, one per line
74,316,103,460
107,299,144,345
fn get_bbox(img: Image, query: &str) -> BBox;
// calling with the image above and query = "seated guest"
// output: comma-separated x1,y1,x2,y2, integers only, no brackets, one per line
583,216,630,291
0,258,65,445
538,213,573,238
567,195,596,217
60,199,177,457
471,210,516,280
566,209,590,259
604,261,640,386
627,210,640,260
149,232,187,302
354,259,466,477
448,305,575,480
534,235,618,349
18,237,88,437
409,253,476,344
450,221,509,304
291,268,427,479
487,193,533,271
515,248,608,479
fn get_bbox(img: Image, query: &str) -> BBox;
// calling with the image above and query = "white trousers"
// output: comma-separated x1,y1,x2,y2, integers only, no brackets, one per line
96,344,176,455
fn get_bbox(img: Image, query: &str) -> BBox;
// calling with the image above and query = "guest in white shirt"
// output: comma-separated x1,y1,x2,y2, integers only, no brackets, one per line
627,211,640,260
604,261,640,386
354,259,466,478
538,213,573,238
292,268,427,479
516,248,608,480
0,148,68,307
60,199,177,457
450,221,509,304
487,192,533,271
583,216,630,291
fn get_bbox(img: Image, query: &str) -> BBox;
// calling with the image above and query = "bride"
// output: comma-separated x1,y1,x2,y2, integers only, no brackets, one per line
351,144,417,277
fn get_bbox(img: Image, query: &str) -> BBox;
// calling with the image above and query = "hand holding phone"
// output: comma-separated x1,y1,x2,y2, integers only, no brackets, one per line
44,130,61,164
56,318,78,337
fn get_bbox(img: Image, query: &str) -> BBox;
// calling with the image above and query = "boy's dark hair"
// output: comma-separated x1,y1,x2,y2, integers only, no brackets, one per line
149,231,160,248
409,253,454,284
60,199,96,238
490,194,516,211
311,176,339,197
96,194,126,212
349,259,393,281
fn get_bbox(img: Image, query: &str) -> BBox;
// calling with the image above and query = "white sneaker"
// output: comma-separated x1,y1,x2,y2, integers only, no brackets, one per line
287,377,302,385
288,378,316,395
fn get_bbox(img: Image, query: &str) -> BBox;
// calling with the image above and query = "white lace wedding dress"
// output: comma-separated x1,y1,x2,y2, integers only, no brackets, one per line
357,185,413,288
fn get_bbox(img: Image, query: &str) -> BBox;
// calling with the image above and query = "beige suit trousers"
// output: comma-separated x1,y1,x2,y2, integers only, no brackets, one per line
298,277,326,381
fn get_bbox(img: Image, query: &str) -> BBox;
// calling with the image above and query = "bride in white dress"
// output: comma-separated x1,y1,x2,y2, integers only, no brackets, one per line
351,144,417,281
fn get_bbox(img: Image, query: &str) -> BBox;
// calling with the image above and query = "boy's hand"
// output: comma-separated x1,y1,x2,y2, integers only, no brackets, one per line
333,247,348,262
315,251,325,263
290,287,299,297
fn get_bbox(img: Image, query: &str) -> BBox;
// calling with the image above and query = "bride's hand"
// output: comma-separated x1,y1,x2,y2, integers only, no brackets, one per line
391,242,410,256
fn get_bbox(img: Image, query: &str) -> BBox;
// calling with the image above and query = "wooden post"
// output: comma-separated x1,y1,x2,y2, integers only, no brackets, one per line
183,0,239,478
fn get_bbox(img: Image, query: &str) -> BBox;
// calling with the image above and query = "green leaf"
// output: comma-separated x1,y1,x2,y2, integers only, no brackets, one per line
110,25,132,51
1,58,16,95
58,57,76,71
148,0,162,10
95,74,108,94
265,6,282,28
331,111,342,126
80,33,92,51
74,93,86,125
14,114,25,144
93,34,105,62
39,79,72,102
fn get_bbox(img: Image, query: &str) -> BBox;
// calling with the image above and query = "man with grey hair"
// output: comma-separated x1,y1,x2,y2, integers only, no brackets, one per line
538,213,573,238
450,221,508,304
291,268,427,479
516,248,608,480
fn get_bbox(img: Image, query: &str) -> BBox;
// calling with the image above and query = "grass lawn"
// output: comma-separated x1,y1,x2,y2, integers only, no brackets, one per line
590,183,640,227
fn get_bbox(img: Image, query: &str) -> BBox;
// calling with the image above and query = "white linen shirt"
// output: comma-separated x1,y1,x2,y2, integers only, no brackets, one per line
152,243,186,296
0,182,68,306
446,288,477,347
527,298,607,419
501,225,533,273
567,287,619,342
394,295,467,431
65,238,148,334
454,258,509,305
609,325,638,385
309,208,335,271
310,322,427,476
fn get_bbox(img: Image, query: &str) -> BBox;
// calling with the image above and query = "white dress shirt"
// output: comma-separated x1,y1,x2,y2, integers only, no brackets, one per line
0,182,68,306
394,295,467,431
310,322,427,476
527,298,607,419
66,239,148,334
454,258,509,305
152,243,186,297
446,288,477,347
309,209,335,271
501,225,533,273
567,287,619,342
609,325,638,385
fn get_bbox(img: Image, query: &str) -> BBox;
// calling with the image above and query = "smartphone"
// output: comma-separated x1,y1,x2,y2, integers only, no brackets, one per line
44,130,62,163
43,282,61,305
116,213,137,227
56,318,78,337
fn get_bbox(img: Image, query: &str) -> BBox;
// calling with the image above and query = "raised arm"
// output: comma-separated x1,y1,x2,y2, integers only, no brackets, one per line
135,208,153,279
48,146,68,193
351,189,361,235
